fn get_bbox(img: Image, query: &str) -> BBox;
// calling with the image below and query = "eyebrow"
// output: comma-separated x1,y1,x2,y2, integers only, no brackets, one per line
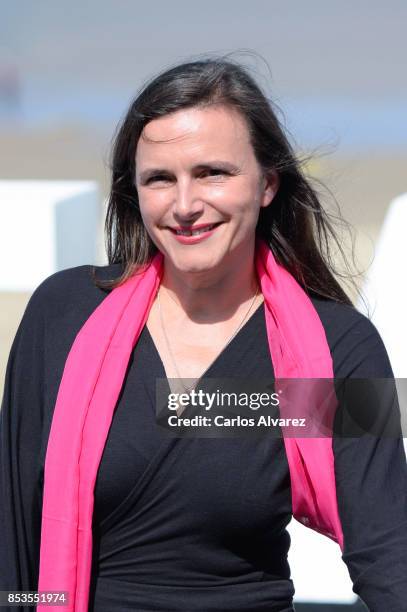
138,160,241,183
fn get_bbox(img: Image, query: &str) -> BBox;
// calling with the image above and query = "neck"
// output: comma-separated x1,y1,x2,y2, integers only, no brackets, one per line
159,246,261,324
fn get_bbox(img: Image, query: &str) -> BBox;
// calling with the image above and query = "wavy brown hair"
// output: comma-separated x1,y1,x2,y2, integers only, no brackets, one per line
94,54,360,305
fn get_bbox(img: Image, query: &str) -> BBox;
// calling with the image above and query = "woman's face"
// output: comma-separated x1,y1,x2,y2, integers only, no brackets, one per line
135,105,278,278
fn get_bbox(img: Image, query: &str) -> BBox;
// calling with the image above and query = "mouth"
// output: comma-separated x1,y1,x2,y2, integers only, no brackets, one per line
168,222,223,237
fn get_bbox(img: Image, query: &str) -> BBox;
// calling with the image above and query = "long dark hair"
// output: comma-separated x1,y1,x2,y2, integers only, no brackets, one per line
94,54,360,305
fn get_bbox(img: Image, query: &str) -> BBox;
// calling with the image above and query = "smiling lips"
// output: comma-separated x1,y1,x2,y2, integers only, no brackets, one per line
167,222,223,244
169,222,223,236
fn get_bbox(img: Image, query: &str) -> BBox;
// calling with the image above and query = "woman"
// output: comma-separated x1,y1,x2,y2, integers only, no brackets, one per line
1,57,406,612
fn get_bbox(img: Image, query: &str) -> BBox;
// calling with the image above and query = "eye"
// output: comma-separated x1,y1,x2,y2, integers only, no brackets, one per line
146,174,170,184
199,168,228,179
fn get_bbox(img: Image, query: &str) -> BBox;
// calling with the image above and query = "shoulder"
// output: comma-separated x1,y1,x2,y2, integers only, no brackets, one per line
309,296,394,378
28,262,124,302
24,262,124,324
14,263,125,358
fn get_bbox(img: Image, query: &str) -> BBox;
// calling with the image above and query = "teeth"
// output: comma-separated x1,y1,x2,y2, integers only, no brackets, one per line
175,224,216,236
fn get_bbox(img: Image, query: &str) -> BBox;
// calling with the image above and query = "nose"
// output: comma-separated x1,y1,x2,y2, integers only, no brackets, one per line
172,176,204,221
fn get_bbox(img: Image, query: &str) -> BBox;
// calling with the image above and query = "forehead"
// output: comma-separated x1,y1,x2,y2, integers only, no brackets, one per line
135,105,251,164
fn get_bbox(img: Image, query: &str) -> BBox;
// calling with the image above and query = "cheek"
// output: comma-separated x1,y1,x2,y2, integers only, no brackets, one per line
209,181,257,211
227,181,262,220
138,191,168,225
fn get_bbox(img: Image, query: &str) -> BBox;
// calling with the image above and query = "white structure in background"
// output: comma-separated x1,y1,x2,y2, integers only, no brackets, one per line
357,191,407,452
0,180,102,291
357,192,407,379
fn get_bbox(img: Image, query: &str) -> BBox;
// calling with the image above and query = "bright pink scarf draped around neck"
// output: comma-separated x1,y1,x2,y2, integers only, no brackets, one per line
37,237,344,611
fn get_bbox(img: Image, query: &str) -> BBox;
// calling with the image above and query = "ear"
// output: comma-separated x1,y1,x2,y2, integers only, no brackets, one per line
260,169,280,209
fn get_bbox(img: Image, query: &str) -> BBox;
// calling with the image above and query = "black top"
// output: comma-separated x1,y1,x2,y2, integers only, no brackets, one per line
1,263,407,612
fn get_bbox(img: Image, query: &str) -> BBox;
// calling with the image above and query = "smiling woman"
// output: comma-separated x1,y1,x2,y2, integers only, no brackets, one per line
1,55,407,612
134,105,277,295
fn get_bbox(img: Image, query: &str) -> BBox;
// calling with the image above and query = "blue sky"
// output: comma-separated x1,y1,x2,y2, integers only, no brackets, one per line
1,1,406,153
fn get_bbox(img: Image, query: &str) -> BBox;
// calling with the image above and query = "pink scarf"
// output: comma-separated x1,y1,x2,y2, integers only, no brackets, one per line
37,237,343,611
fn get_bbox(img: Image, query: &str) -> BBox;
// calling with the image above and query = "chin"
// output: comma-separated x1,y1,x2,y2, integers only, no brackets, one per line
174,260,217,274
167,252,222,275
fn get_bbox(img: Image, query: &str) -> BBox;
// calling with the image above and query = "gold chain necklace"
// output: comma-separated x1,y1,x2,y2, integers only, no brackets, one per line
157,283,262,394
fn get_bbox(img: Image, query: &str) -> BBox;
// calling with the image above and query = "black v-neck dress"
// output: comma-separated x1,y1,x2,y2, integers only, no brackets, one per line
1,263,407,612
